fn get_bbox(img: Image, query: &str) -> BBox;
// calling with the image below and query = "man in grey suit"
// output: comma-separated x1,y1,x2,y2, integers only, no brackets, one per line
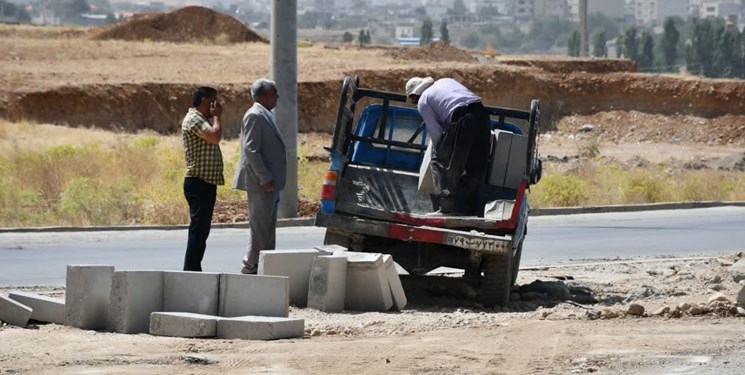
233,78,287,274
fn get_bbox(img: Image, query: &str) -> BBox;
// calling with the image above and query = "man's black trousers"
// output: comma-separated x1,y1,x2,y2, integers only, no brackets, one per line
431,102,492,214
183,177,217,271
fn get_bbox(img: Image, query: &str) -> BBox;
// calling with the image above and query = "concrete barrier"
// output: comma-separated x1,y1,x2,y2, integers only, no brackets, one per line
343,252,393,311
383,255,407,311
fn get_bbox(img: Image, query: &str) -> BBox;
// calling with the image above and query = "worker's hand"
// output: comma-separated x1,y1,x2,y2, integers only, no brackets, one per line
261,180,275,192
210,99,223,118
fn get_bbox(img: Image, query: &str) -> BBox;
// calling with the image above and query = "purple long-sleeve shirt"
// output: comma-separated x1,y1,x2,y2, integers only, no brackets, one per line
417,78,481,145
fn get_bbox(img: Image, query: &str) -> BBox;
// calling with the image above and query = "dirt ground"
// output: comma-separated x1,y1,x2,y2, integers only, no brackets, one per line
2,255,745,374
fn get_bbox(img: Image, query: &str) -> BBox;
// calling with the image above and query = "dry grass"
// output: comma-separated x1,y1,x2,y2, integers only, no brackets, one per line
0,25,480,91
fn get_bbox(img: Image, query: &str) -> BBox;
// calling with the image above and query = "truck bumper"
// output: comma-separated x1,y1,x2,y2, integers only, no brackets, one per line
315,211,512,255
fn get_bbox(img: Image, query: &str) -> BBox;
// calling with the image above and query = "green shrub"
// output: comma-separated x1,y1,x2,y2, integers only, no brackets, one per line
530,172,589,207
59,177,143,226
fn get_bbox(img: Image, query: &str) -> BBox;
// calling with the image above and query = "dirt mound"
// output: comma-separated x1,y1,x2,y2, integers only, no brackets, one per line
383,41,477,63
556,111,745,146
499,58,637,74
91,6,267,44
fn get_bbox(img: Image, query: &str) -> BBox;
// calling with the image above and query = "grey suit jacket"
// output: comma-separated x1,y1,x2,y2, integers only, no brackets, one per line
232,103,287,192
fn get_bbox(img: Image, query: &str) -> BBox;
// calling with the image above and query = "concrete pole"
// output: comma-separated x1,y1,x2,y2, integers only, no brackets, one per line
271,0,298,218
579,0,588,57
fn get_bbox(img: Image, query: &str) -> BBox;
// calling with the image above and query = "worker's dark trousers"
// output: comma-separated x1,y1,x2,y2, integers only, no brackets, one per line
183,177,217,272
431,102,492,214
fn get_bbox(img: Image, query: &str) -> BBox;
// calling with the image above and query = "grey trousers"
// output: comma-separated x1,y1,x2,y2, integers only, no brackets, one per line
242,190,280,271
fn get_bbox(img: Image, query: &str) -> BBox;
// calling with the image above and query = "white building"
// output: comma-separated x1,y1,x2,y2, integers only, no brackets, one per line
633,0,688,25
568,0,625,21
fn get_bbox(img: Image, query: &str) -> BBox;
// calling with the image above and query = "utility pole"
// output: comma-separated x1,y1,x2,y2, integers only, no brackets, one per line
271,0,298,218
579,0,588,57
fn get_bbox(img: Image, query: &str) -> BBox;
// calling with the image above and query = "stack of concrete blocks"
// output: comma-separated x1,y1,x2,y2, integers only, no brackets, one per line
0,264,304,341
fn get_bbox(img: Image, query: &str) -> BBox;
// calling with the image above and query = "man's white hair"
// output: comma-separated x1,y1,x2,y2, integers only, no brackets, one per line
251,78,277,100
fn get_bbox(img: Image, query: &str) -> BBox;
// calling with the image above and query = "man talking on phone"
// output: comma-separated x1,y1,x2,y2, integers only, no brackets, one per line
181,86,224,271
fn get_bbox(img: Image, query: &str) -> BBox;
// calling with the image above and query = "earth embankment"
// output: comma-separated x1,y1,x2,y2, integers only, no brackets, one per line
3,65,744,140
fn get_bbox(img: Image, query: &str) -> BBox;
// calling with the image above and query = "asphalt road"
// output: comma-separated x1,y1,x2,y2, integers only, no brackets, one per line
1,206,744,286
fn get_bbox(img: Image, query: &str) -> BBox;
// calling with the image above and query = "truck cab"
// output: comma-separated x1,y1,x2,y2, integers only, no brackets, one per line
314,76,542,306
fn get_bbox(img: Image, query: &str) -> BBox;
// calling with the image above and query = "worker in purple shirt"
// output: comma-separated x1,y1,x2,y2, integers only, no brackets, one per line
405,77,492,215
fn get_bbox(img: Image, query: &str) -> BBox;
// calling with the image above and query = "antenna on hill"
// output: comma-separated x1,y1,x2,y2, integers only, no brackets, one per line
579,0,588,57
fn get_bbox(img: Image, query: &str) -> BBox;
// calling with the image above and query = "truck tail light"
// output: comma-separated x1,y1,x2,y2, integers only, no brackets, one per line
320,170,338,213
321,171,337,200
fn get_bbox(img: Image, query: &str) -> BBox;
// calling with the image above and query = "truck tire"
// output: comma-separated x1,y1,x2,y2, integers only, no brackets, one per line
324,230,351,249
479,252,513,307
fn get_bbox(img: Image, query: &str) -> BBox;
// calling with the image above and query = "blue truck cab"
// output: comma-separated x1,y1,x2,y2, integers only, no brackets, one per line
315,76,542,306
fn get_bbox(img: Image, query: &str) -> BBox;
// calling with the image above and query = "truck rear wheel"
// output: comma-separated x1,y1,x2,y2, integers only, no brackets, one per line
479,253,513,307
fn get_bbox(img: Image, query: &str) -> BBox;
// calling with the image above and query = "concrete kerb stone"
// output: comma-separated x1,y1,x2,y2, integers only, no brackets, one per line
65,265,114,330
149,312,218,338
217,316,305,340
2,201,745,233
342,252,393,312
307,255,348,313
163,271,219,316
382,255,407,311
218,273,289,318
258,249,321,307
7,291,65,325
0,295,33,328
109,270,164,334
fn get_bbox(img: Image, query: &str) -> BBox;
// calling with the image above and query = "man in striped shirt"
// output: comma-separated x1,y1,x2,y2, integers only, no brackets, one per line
181,86,224,271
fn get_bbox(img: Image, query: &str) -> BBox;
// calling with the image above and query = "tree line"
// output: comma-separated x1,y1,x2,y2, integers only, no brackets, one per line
569,17,745,79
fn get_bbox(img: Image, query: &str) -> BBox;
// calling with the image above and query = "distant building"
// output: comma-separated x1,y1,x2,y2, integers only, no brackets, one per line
568,0,625,21
395,24,415,38
699,0,743,19
513,0,534,19
534,0,569,19
633,0,688,25
315,0,334,12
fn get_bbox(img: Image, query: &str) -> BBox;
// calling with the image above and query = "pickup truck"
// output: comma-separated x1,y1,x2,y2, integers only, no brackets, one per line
314,76,542,306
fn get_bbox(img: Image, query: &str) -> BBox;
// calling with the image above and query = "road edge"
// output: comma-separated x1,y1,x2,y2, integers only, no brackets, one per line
2,201,744,233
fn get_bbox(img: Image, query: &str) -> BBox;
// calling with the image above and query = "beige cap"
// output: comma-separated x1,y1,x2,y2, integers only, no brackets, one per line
405,77,434,97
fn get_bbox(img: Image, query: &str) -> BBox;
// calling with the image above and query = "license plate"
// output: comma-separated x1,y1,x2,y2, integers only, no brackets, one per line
446,234,506,252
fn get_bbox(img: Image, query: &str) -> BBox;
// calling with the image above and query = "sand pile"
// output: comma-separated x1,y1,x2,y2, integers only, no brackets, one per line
91,6,267,44
384,41,477,63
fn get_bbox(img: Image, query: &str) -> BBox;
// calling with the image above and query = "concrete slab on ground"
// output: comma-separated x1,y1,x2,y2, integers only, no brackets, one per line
0,295,32,328
149,312,218,338
8,291,65,325
216,316,304,340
